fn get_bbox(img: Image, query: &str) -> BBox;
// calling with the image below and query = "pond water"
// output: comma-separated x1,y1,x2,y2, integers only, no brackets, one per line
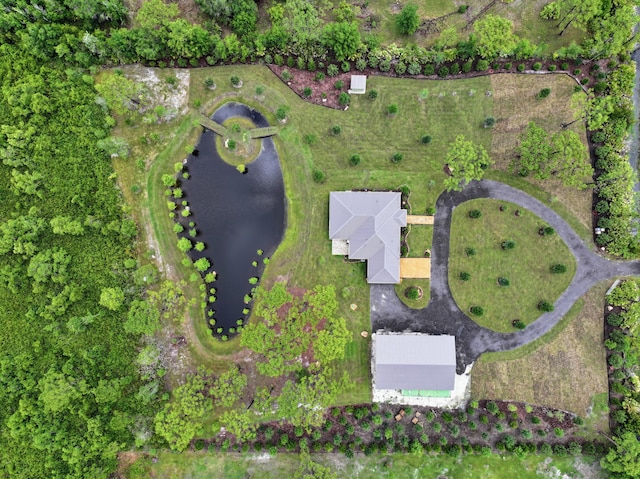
181,102,286,334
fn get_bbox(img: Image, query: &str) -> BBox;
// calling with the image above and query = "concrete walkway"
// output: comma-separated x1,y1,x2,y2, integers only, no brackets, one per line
371,180,640,373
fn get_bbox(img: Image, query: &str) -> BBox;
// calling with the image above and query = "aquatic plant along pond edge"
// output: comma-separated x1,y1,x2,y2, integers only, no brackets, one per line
181,102,286,335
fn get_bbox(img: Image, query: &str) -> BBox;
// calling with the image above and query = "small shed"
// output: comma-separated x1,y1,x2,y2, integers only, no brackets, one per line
348,75,367,94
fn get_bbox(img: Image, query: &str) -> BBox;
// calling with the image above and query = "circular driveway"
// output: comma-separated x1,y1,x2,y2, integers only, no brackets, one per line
370,180,640,373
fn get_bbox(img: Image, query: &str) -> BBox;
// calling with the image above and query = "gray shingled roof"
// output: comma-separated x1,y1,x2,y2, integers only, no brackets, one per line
374,334,456,390
329,192,407,284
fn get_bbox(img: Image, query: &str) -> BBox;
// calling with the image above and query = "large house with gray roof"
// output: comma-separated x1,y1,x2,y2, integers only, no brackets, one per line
328,191,407,284
373,333,457,397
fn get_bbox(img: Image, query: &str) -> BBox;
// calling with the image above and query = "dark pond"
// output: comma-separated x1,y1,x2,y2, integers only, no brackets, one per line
181,102,286,334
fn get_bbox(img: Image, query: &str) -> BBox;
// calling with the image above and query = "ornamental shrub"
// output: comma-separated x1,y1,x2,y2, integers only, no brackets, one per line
532,62,542,70
388,103,398,114
406,286,421,300
438,66,450,77
408,62,421,75
424,64,435,75
550,264,566,274
312,169,326,183
468,209,482,218
379,59,391,72
350,154,361,166
513,320,526,330
537,301,554,312
341,61,350,72
470,305,484,316
501,240,515,250
465,247,476,256
368,89,378,99
421,135,432,144
392,153,403,163
462,60,473,73
536,88,551,99
334,80,344,90
497,277,510,286
303,87,312,97
394,62,406,75
517,63,525,72
338,92,350,105
460,271,471,281
476,59,489,71
327,64,339,76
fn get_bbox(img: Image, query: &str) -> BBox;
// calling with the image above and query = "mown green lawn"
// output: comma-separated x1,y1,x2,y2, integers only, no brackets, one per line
448,198,576,332
124,451,601,479
116,64,590,405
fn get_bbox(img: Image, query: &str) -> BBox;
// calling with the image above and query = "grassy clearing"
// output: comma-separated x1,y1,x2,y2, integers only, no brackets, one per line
123,450,600,479
489,73,592,231
471,282,609,428
448,198,577,332
406,224,433,257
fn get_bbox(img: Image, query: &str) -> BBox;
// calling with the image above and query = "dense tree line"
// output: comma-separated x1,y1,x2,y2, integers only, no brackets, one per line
0,44,164,477
600,279,640,478
0,0,635,70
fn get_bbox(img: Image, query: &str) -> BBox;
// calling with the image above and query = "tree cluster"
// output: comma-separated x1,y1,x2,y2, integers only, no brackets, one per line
513,121,593,189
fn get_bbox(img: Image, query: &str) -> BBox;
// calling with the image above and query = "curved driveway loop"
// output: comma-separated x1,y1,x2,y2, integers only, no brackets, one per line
370,180,640,373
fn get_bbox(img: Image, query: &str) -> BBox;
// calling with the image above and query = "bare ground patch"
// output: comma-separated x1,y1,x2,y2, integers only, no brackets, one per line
489,73,592,230
471,282,609,424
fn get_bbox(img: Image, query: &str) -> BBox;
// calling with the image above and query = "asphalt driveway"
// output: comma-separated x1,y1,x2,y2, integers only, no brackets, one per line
370,180,640,373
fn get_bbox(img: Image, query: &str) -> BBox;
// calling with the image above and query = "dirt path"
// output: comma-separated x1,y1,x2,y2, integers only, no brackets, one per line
371,180,640,372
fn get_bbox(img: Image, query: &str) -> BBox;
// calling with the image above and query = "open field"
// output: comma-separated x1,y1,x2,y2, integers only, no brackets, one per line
121,451,603,479
449,198,577,331
489,73,592,231
471,282,610,430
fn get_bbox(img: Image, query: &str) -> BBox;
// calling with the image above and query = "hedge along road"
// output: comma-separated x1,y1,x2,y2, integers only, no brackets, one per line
371,180,640,373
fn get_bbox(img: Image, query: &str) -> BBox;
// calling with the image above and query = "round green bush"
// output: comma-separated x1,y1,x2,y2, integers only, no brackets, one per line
303,86,312,97
424,64,435,75
470,305,484,316
332,125,342,135
387,103,398,114
421,135,432,144
537,301,554,312
581,77,589,85
513,320,526,330
312,169,326,183
350,154,361,166
405,286,421,300
391,153,403,163
573,68,581,75
368,89,378,100
497,277,510,286
465,247,476,256
537,88,551,99
550,264,567,274
460,271,471,281
334,80,344,90
517,63,525,72
468,209,482,219
476,60,489,71
501,240,515,250
338,92,350,106
438,66,450,77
